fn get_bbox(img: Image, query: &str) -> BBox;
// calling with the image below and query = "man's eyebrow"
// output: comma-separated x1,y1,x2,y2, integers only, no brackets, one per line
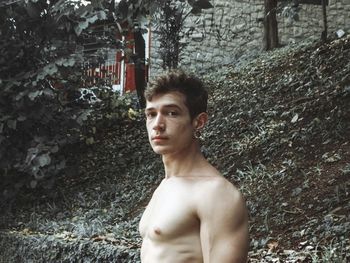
162,104,182,110
145,107,155,112
145,104,182,112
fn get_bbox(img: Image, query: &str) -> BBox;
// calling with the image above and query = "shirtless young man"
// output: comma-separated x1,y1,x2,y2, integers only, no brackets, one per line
139,70,249,263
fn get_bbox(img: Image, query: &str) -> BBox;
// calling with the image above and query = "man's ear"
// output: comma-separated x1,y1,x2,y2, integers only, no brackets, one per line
193,112,208,130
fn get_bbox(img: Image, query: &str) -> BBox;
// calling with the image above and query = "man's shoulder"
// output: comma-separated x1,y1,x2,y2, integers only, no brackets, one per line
194,176,247,222
194,175,243,204
195,175,239,192
195,177,247,224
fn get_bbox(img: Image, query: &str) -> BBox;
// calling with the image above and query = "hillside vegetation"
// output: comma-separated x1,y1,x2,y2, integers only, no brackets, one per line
1,35,350,262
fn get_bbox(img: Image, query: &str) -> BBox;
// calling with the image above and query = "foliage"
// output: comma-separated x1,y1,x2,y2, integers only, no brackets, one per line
0,0,210,194
152,0,213,69
1,34,350,263
0,231,139,262
153,0,188,69
279,1,301,23
0,0,131,193
114,0,213,24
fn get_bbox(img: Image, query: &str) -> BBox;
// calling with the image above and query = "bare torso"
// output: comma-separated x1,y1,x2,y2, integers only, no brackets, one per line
139,177,215,263
141,89,249,262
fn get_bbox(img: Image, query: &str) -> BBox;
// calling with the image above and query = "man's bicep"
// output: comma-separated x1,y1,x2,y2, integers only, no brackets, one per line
200,223,249,263
199,188,249,263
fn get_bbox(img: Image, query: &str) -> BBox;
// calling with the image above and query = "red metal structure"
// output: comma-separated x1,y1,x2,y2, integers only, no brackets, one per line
82,23,149,94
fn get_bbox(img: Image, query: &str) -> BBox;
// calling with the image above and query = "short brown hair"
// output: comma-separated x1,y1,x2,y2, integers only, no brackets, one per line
145,70,208,119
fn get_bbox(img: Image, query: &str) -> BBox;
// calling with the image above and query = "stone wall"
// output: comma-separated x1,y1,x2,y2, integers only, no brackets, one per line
149,0,350,76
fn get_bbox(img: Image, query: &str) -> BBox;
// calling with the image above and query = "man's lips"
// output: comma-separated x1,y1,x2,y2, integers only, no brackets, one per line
152,136,168,141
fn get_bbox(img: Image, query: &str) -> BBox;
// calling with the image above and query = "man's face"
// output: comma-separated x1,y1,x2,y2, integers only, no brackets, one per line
145,91,196,155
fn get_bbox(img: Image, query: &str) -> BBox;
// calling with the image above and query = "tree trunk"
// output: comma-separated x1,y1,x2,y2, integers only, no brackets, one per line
134,29,146,108
321,0,328,42
264,0,279,50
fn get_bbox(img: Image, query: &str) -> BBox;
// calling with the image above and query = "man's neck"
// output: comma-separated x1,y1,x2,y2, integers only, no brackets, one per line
161,142,207,179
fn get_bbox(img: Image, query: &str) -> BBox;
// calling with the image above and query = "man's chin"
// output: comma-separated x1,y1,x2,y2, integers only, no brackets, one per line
152,146,170,155
153,149,168,155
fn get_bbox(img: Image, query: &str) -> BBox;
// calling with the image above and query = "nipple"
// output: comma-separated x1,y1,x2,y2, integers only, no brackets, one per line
154,227,162,235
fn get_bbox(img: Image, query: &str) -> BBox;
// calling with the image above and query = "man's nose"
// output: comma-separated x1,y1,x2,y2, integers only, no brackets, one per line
153,114,165,131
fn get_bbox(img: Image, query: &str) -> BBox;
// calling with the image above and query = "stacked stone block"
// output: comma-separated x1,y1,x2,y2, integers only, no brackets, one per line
150,0,350,76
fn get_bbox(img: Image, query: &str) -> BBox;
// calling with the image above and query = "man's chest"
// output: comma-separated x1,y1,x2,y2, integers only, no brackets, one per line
139,180,199,241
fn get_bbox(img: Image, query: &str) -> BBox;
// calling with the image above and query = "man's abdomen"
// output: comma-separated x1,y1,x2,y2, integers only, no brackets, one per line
141,235,203,263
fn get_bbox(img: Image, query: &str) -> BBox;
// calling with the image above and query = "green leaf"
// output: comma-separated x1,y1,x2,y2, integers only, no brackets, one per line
43,88,55,97
7,119,17,130
291,113,299,123
4,80,20,91
33,153,51,167
76,110,92,126
30,180,38,189
37,63,58,81
56,159,66,170
75,20,89,36
95,10,107,20
85,137,95,145
50,145,59,153
74,11,106,36
15,92,27,102
28,90,43,101
17,115,27,122
56,57,76,67
25,147,39,165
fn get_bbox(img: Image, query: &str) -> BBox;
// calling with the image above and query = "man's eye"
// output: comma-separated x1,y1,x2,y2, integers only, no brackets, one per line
146,112,156,118
167,111,178,116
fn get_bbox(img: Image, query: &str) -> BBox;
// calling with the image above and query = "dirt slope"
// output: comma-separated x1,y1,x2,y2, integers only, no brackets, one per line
203,35,350,262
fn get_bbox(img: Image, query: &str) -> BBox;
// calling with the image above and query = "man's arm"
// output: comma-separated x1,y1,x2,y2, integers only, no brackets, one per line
197,179,249,263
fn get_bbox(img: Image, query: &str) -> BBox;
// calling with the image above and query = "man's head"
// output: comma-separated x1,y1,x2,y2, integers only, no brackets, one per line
144,70,208,120
144,70,208,155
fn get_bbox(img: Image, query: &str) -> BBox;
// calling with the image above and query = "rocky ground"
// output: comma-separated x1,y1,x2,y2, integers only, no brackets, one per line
1,35,350,262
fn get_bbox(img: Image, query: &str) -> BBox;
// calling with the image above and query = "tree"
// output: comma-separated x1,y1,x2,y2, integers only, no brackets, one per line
134,27,147,108
155,0,188,70
0,0,214,194
264,0,329,50
321,0,328,42
264,0,279,50
113,0,212,107
0,0,140,192
153,0,213,70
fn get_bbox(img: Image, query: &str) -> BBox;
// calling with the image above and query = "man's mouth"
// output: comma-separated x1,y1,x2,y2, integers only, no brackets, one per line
152,136,168,141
